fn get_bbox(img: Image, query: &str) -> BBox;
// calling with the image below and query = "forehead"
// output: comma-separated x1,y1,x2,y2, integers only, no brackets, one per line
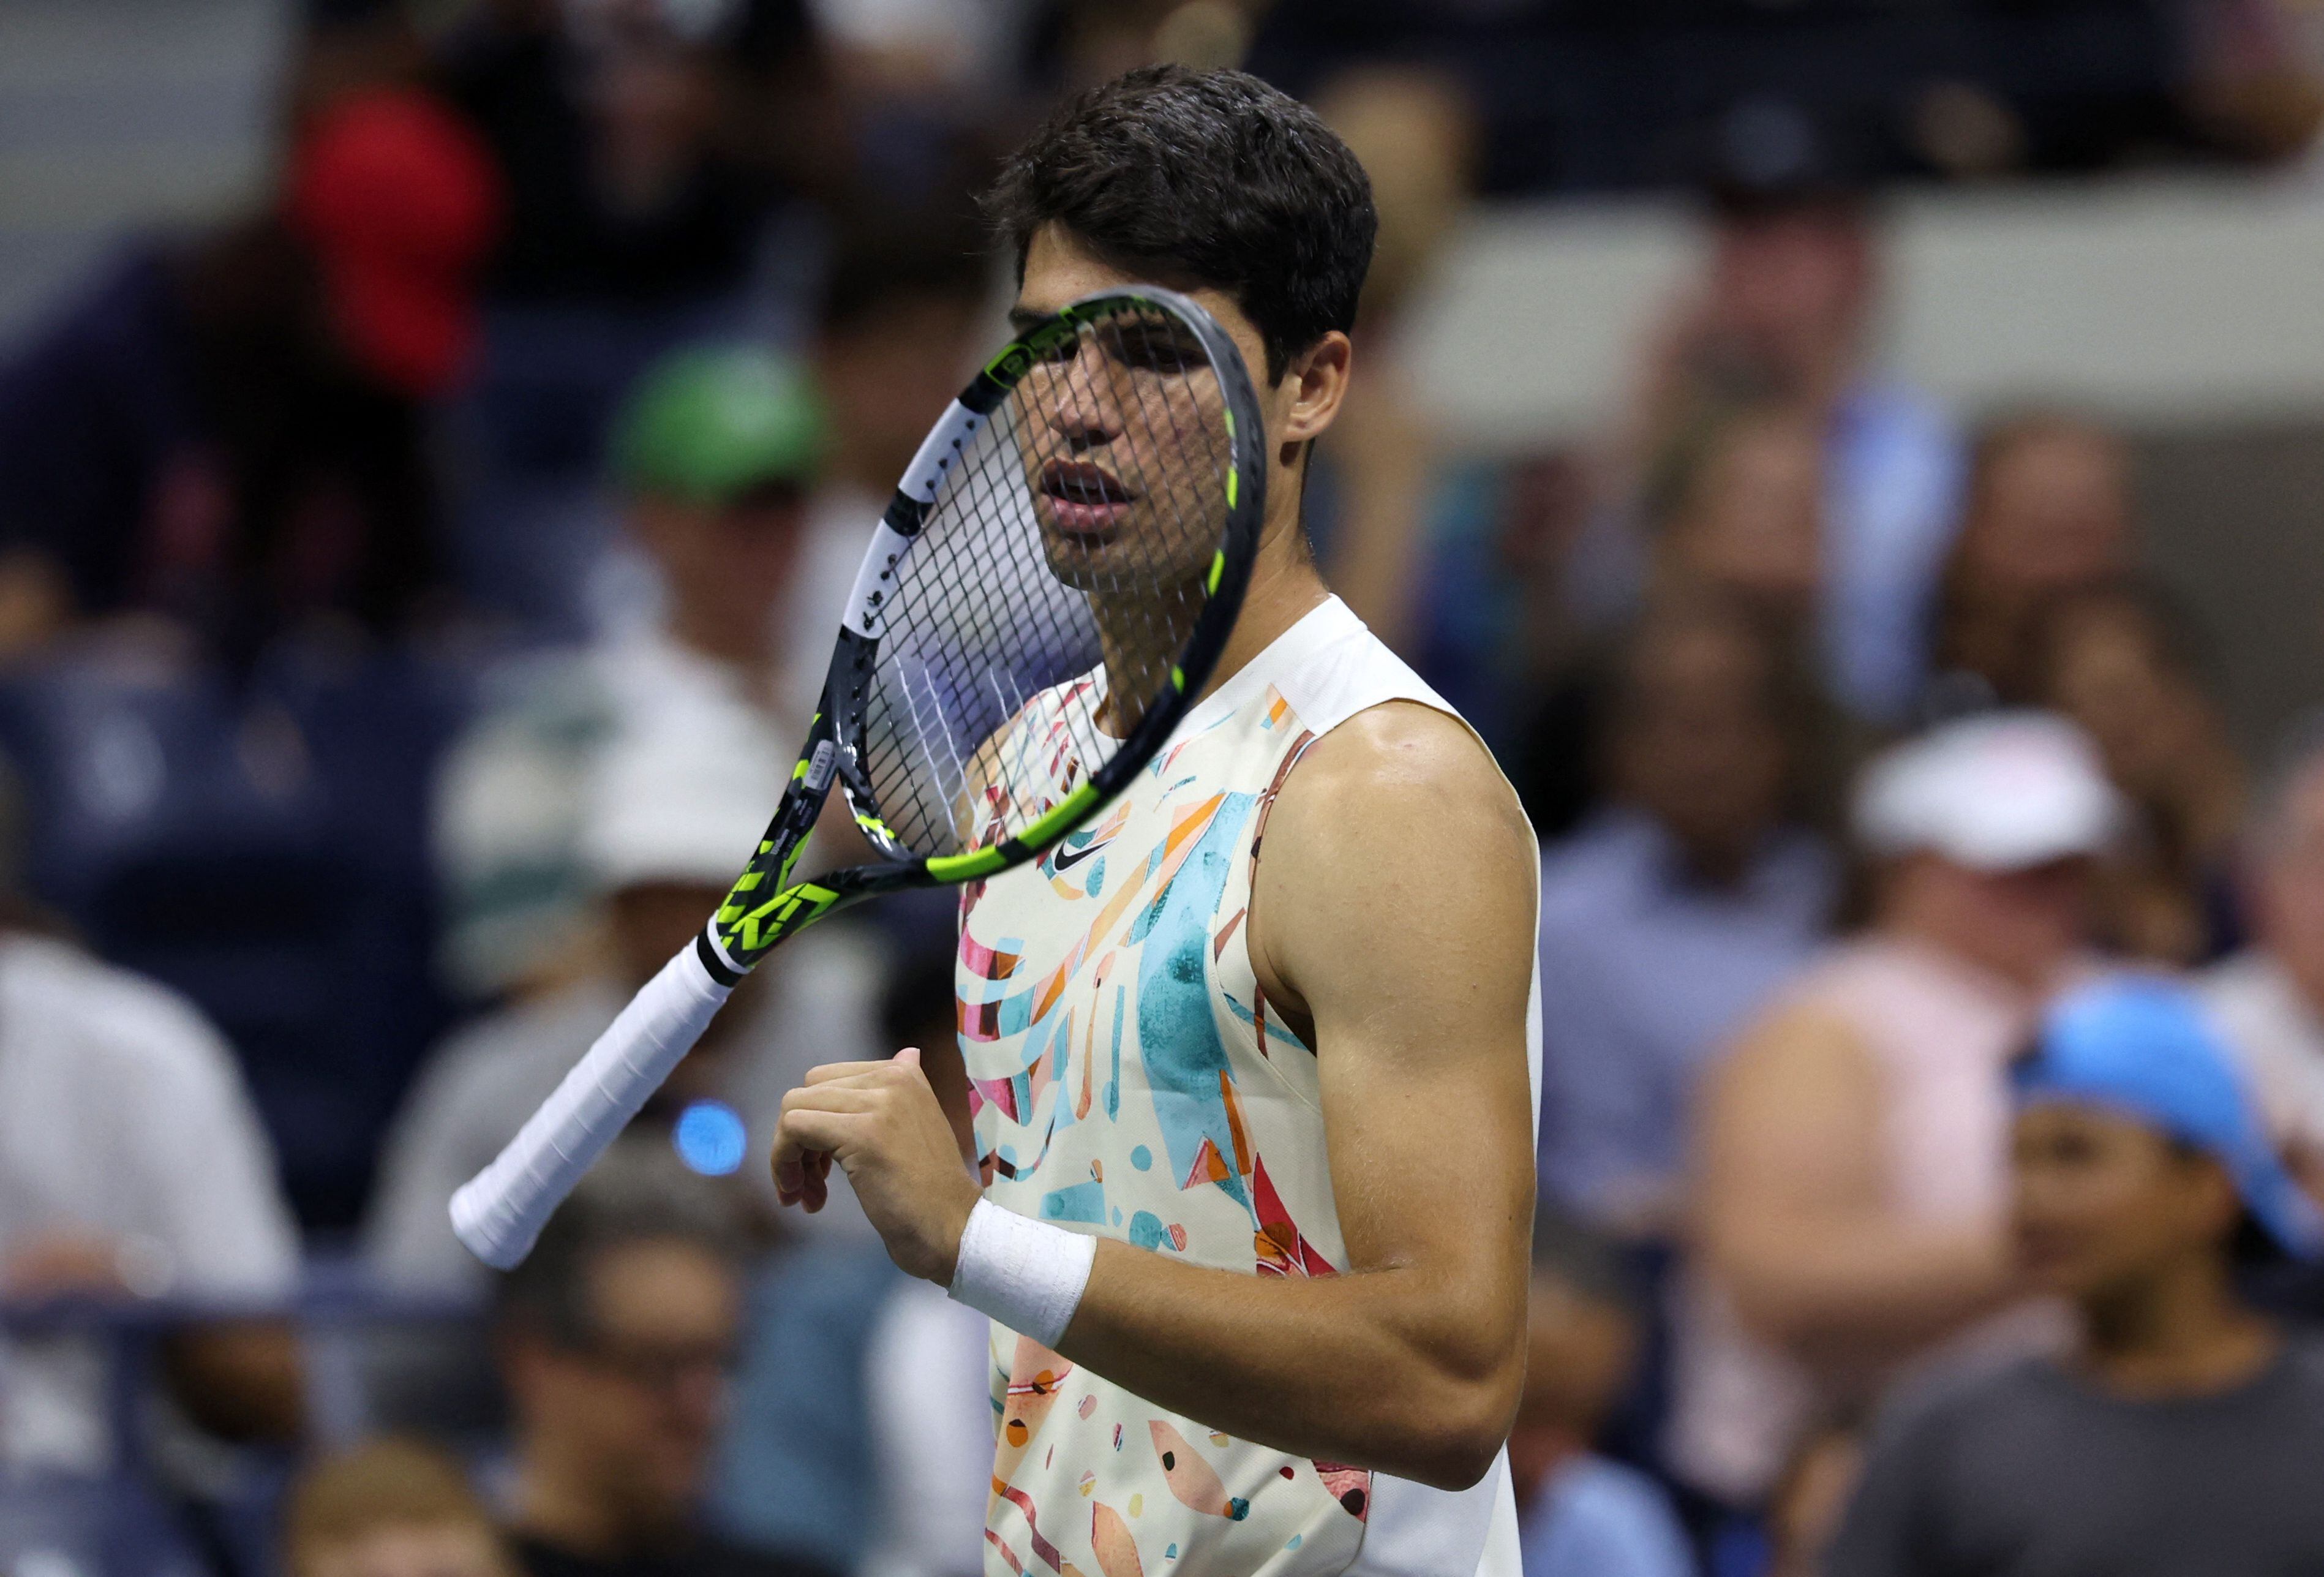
1015,225,1262,356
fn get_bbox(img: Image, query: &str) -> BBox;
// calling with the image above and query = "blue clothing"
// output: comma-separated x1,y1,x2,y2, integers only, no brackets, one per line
1822,380,1966,724
1519,1453,1697,1577
1536,812,1834,1226
711,1242,905,1573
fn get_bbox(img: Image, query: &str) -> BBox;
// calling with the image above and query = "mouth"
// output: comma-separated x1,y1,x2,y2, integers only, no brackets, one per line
1040,459,1135,538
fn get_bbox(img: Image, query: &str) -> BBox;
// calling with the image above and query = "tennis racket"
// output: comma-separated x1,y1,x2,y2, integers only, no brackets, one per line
451,286,1268,1267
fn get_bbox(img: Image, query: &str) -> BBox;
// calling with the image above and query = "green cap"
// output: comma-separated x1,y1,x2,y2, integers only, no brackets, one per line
613,345,826,504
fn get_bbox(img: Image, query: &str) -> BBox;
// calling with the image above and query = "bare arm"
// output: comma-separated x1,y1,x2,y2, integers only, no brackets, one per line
164,1322,304,1440
777,706,1537,1488
1695,1003,2012,1362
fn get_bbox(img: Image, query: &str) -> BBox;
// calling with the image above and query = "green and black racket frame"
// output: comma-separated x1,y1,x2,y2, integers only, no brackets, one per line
454,286,1267,1266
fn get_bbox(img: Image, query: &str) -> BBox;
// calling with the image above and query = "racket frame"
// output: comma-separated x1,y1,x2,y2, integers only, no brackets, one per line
695,285,1268,985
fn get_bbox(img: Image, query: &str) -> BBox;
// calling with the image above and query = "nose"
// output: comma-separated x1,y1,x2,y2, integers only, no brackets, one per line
1046,345,1125,451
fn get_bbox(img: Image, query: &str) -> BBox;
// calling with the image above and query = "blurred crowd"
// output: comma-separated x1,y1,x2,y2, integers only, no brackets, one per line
6,2,2324,1576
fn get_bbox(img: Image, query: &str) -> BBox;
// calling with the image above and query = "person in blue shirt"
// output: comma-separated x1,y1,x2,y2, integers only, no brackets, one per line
1535,590,1840,1240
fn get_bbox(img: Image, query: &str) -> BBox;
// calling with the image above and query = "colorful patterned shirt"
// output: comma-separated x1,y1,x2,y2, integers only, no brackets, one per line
957,597,1540,1577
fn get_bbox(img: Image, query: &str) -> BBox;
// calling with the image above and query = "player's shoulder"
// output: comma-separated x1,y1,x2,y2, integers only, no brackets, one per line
1284,699,1524,840
1295,698,1497,789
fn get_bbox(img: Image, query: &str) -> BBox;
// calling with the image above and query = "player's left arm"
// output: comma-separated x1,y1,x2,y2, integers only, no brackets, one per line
773,703,1538,1490
1071,702,1538,1486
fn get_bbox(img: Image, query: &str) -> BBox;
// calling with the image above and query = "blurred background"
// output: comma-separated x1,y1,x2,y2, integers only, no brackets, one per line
4,1,2324,1574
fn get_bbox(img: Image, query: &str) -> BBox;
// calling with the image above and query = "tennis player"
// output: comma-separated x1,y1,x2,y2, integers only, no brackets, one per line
773,66,1540,1576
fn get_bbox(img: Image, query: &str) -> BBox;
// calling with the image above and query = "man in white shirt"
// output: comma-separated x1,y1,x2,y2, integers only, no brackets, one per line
0,926,301,1470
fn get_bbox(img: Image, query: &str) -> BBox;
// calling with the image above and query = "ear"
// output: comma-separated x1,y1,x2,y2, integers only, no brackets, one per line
1275,331,1355,469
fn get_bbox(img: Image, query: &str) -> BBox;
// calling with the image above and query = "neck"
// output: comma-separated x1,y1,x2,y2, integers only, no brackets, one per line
511,1442,669,1559
2075,1252,2277,1398
1094,522,1328,735
1192,527,1331,702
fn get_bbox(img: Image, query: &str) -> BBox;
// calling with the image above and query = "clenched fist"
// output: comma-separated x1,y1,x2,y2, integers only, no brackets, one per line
772,1047,982,1284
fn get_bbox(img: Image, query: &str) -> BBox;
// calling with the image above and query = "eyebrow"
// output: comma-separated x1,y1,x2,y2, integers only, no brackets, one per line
1007,307,1050,334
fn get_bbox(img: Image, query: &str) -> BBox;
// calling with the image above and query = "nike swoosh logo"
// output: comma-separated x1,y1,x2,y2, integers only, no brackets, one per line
1051,840,1109,873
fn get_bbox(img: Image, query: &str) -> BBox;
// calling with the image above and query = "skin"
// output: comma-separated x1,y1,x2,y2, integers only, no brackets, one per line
2040,597,2243,964
772,225,1538,1490
2012,1103,2277,1396
1942,421,2133,696
300,1524,513,1577
1610,609,1792,890
503,1237,741,1557
2255,758,2324,1023
1663,407,1826,615
1696,854,2089,1360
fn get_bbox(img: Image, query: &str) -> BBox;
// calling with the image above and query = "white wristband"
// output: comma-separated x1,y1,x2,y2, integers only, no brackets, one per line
946,1199,1097,1348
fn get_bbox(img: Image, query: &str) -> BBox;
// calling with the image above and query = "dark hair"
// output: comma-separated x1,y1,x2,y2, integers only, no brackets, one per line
817,218,991,339
984,65,1377,383
495,1143,744,1349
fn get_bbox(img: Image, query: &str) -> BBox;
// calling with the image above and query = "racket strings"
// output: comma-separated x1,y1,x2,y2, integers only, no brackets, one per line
854,305,1233,860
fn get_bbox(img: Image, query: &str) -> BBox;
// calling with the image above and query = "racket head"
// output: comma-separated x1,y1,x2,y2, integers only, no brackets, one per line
835,285,1268,876
706,287,1265,976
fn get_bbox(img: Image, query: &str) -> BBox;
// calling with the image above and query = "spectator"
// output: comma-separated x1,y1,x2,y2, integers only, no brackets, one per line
374,694,882,1300
1507,1215,1694,1577
1669,712,2121,1511
435,343,825,999
2203,713,2324,1191
1536,592,1839,1239
1827,976,2324,1576
1646,404,1828,635
0,903,303,1470
1579,190,1963,725
497,1147,833,1577
284,1436,517,1577
1927,413,2135,710
2036,578,2247,965
1511,402,1837,840
784,225,991,686
0,86,499,663
1761,1420,1862,1577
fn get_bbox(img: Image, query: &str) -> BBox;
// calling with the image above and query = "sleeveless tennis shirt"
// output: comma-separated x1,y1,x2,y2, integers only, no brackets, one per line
957,596,1540,1577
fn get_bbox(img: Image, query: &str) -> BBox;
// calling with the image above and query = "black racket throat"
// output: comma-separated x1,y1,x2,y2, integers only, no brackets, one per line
703,285,1267,979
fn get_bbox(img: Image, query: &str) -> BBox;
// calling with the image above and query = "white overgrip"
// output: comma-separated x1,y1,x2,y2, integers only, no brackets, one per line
449,944,734,1269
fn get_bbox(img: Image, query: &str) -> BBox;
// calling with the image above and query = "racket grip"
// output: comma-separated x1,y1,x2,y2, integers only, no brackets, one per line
450,943,734,1269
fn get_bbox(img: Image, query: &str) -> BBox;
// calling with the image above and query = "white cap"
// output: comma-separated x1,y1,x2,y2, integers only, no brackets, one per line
1853,710,2124,871
579,694,786,892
